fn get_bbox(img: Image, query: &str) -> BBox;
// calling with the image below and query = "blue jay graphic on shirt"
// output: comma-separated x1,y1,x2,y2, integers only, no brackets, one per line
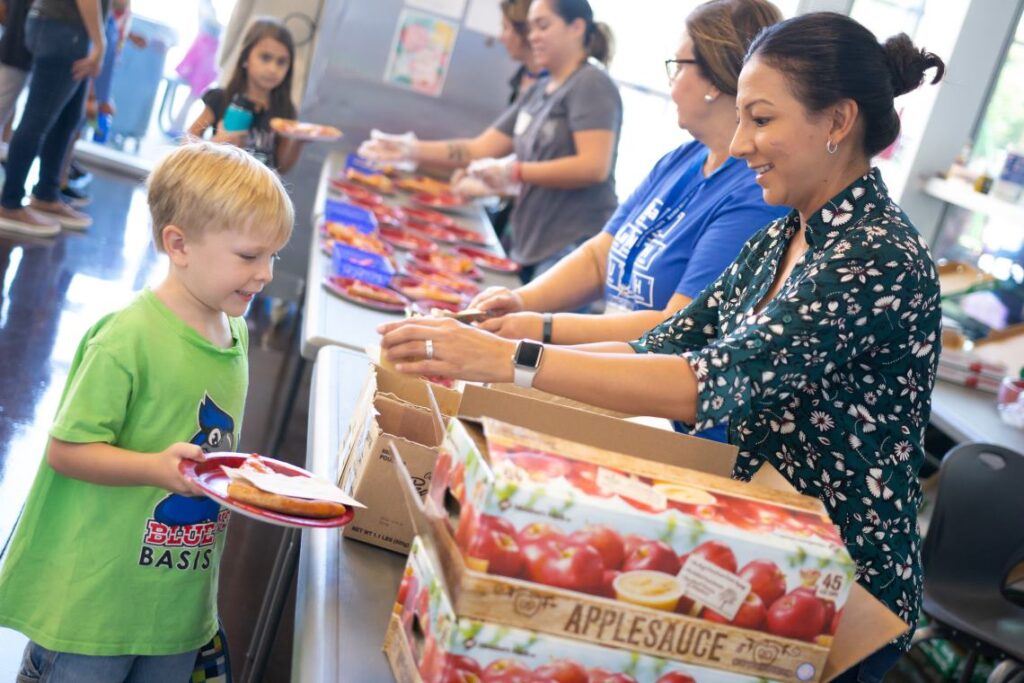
153,394,236,526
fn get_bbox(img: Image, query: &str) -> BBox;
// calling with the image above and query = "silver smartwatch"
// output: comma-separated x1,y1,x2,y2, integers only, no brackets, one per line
512,340,545,388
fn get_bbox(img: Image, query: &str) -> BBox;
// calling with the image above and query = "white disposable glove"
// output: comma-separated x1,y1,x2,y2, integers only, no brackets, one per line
450,168,495,198
357,129,418,163
465,154,521,196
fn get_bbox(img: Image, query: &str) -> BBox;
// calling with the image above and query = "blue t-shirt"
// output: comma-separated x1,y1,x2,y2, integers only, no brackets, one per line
603,140,788,311
605,141,787,443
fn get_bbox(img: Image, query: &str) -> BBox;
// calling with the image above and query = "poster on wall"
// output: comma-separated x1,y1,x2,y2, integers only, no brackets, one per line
384,9,460,97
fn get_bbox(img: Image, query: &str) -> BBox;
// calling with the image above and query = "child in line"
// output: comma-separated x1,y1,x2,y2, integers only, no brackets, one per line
0,141,293,682
188,17,304,173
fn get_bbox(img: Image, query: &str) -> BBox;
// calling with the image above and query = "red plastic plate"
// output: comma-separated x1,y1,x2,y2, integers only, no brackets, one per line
179,453,355,529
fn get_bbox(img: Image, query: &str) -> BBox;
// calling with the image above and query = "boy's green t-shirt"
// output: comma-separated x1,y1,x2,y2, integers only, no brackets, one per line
0,290,249,656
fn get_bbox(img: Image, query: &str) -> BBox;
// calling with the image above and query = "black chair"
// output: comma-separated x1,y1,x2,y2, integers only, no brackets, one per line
912,442,1024,683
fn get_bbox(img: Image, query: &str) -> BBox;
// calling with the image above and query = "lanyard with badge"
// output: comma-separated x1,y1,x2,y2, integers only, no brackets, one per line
614,152,735,290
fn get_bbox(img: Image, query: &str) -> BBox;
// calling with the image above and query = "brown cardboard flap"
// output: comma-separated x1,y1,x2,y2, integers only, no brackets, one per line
366,349,462,414
484,382,634,418
458,383,738,478
374,395,444,448
823,583,909,680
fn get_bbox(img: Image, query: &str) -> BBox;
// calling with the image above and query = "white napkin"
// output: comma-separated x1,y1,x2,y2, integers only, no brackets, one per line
222,465,366,508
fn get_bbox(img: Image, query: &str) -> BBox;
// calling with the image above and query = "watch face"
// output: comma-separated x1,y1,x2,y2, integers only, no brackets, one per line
515,341,543,368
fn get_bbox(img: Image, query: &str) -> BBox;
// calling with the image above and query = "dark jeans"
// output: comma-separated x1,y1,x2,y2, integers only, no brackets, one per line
832,644,903,683
1,17,90,209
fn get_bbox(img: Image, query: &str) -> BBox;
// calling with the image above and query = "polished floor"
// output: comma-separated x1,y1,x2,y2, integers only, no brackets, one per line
0,167,309,681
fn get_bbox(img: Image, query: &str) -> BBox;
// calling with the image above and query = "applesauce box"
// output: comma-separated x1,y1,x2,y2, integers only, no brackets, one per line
385,536,768,683
416,416,896,683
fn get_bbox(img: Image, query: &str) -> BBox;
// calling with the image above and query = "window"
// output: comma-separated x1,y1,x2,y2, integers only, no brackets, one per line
591,0,797,197
932,9,1024,285
849,0,928,42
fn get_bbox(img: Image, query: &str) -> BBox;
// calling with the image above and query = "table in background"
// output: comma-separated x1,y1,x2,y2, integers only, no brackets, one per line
292,346,403,682
302,151,521,360
929,379,1024,451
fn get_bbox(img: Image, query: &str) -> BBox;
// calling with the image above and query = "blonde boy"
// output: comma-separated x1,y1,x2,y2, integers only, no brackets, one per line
0,142,293,682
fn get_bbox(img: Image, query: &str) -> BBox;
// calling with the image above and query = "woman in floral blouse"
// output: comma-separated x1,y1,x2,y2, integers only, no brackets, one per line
381,12,944,681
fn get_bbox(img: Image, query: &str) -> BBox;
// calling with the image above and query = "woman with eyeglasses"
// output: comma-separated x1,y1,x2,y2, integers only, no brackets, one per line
360,0,620,283
468,0,786,440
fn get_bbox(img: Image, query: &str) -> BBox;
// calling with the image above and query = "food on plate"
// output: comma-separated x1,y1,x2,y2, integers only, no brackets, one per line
346,168,394,193
395,175,451,194
413,251,478,276
402,206,455,228
412,191,466,208
269,118,342,140
226,481,347,519
323,222,392,257
225,455,348,519
401,283,463,305
328,179,383,204
347,280,405,305
378,225,436,252
453,245,520,272
405,262,480,295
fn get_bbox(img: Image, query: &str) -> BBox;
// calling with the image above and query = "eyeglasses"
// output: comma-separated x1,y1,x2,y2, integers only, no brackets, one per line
665,58,698,82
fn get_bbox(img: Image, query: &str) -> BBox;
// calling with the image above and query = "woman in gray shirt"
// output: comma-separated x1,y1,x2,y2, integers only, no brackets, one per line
361,0,622,282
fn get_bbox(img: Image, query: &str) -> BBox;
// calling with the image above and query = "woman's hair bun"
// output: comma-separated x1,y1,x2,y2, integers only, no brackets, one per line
883,33,945,97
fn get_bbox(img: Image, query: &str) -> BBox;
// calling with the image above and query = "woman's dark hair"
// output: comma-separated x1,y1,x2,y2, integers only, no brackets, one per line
501,0,531,42
546,0,614,67
746,12,945,156
686,0,783,96
225,17,297,119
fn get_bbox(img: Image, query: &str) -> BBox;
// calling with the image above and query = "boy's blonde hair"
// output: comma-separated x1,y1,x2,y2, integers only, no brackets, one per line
147,142,294,251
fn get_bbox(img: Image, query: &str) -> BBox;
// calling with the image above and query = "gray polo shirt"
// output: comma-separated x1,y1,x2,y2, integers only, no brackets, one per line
493,63,622,266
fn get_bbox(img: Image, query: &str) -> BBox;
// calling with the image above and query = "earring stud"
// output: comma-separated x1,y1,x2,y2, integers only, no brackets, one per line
704,94,714,103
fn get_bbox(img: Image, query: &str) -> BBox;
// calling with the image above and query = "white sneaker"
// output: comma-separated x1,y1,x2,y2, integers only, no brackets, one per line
30,198,92,230
0,207,61,237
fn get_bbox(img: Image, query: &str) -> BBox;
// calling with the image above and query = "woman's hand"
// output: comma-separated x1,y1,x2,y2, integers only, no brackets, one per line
154,442,207,496
478,312,543,341
211,129,248,146
468,286,525,315
466,155,521,195
72,45,105,80
358,129,417,162
378,317,517,382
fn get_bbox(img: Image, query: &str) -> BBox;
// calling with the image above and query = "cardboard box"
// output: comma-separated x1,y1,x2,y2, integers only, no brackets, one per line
338,364,460,553
341,359,694,554
385,536,768,683
390,387,909,682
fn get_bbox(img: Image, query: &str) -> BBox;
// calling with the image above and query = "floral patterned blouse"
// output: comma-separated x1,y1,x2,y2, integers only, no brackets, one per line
630,169,941,650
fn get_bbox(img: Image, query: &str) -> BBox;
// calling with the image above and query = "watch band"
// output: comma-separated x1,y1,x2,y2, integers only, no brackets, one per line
513,365,536,388
542,313,553,344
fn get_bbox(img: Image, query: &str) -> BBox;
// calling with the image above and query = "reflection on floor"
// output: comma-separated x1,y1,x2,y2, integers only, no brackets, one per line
0,168,308,682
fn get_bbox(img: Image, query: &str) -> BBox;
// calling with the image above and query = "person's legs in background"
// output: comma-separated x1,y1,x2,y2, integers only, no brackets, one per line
0,17,91,234
0,63,29,162
30,76,92,228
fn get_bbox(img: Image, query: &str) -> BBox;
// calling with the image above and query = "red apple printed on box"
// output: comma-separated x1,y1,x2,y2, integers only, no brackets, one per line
435,418,855,647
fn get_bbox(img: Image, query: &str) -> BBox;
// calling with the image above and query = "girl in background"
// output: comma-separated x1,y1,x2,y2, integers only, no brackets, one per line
187,17,303,173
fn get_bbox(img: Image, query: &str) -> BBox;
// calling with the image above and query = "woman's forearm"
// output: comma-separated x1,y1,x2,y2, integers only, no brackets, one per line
518,234,611,311
550,309,676,345
520,155,609,189
532,346,698,422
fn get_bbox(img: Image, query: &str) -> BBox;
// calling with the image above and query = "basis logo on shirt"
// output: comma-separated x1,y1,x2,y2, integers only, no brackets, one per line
138,394,237,572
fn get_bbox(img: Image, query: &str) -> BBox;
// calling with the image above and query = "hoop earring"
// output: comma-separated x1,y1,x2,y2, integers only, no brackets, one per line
826,139,839,155
704,94,715,103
